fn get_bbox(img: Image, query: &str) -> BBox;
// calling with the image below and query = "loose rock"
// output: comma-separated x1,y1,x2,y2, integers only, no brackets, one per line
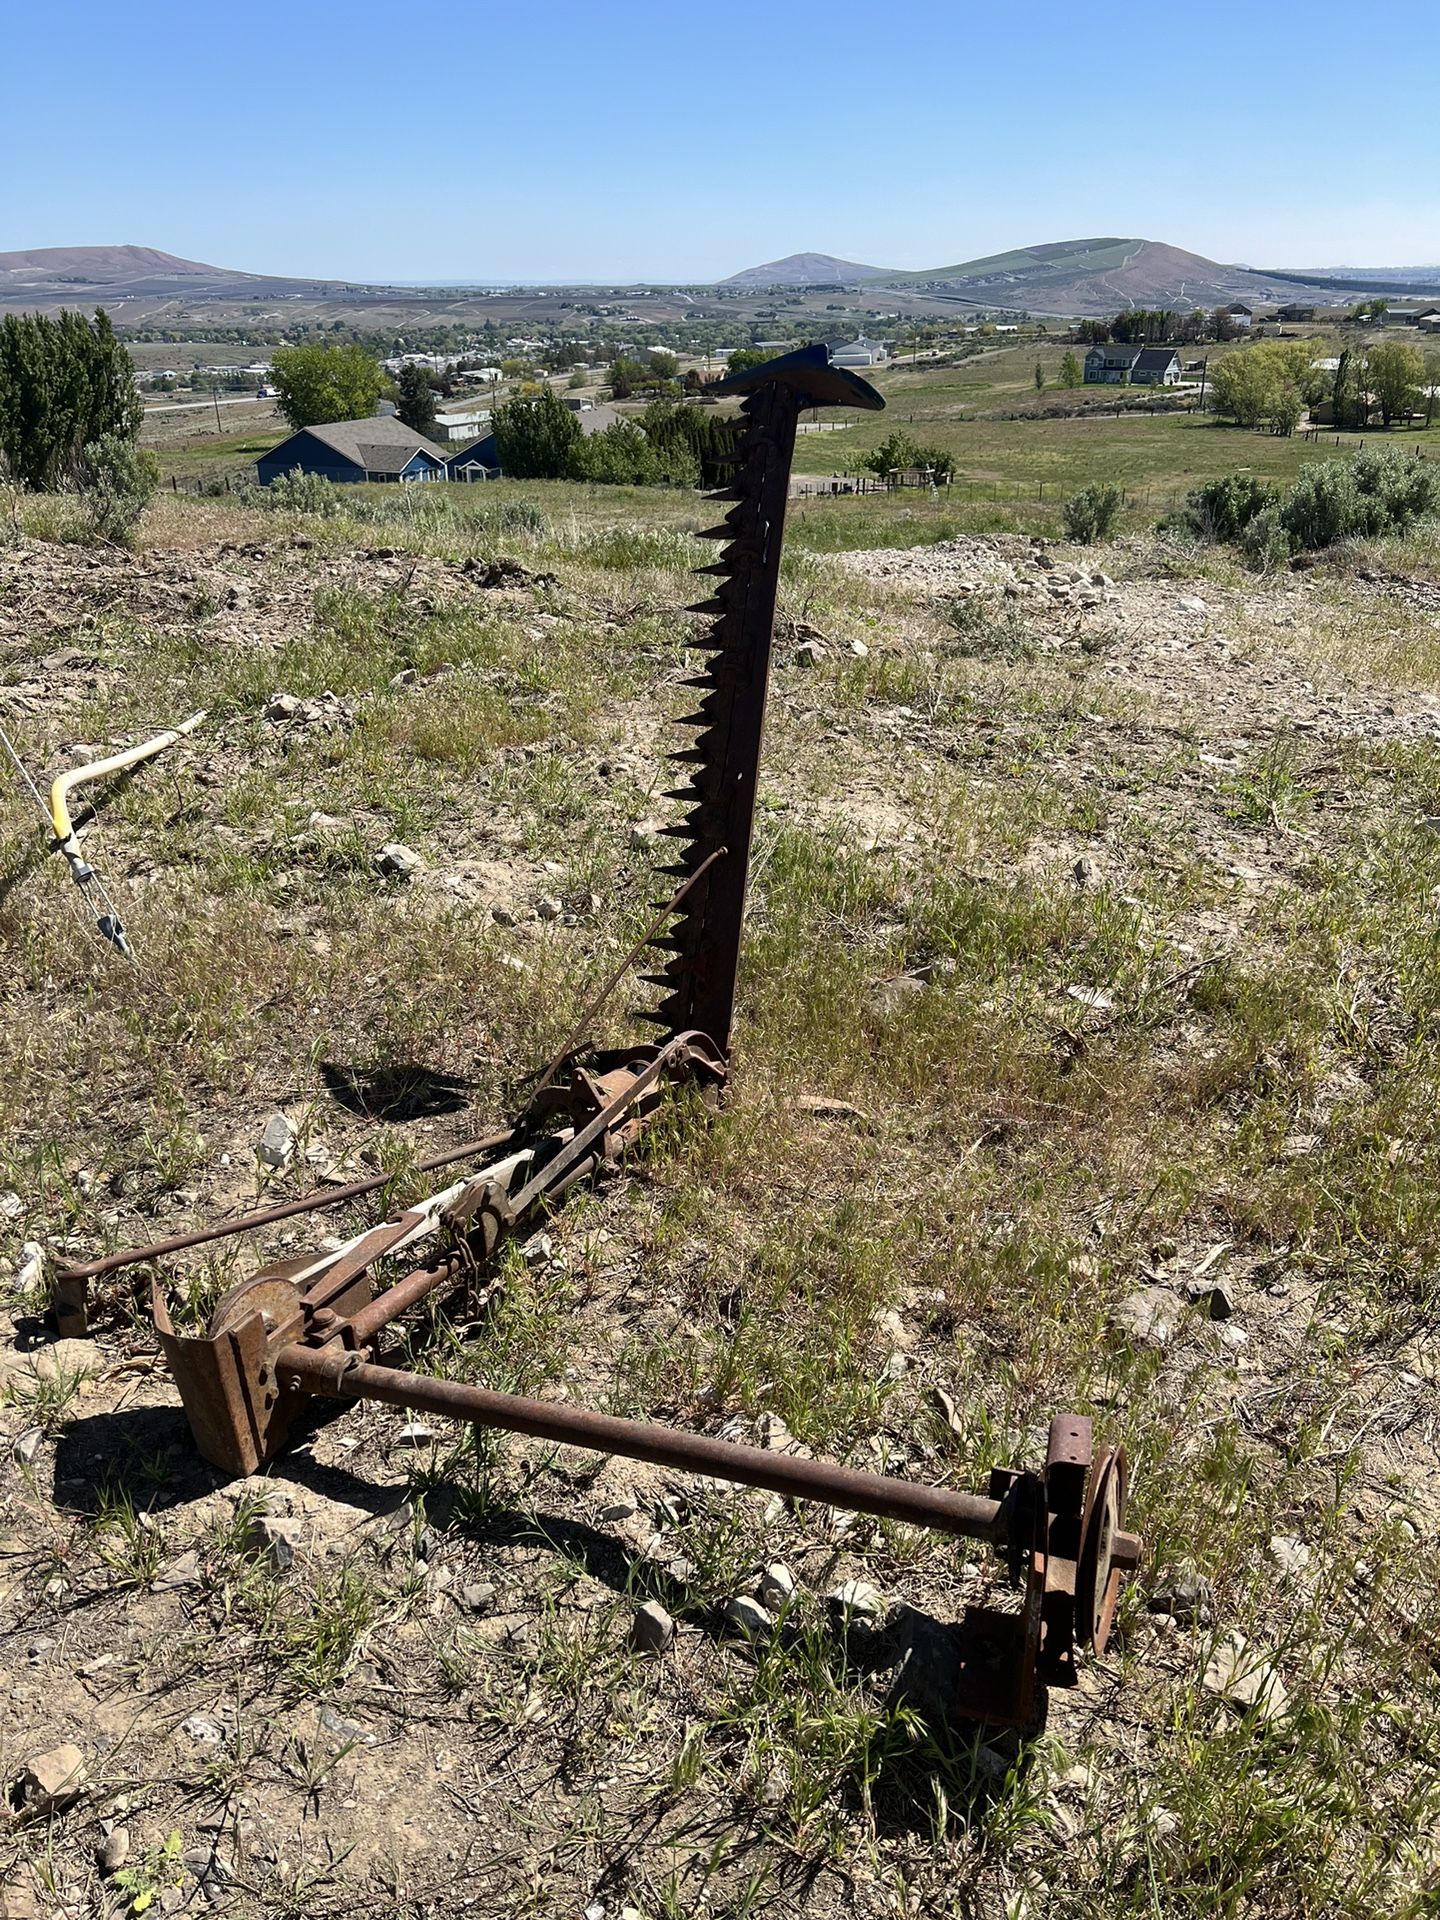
181,1713,225,1746
257,1114,295,1170
152,1549,201,1591
244,1515,302,1572
865,973,927,1017
722,1594,773,1638
758,1563,796,1610
14,1242,43,1295
1185,1277,1235,1319
1111,1288,1175,1347
827,1579,885,1621
14,1743,86,1814
1268,1535,1312,1576
630,1599,675,1653
1202,1632,1289,1720
377,842,423,880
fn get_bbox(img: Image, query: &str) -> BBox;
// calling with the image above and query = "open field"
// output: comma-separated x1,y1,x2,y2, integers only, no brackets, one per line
2,475,1440,1917
137,340,1440,536
792,342,1440,509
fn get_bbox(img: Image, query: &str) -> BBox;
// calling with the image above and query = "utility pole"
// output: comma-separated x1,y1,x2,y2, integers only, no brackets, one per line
211,386,222,434
1197,357,1208,414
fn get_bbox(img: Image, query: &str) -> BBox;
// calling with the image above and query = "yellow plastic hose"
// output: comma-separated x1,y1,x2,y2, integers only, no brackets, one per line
49,712,207,852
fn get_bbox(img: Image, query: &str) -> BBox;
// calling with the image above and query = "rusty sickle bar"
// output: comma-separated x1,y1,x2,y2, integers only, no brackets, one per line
57,346,1143,1729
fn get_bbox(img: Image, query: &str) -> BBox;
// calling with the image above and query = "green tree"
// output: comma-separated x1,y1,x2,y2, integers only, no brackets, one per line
395,362,437,434
1211,307,1239,342
491,387,581,478
569,417,698,486
0,307,142,490
1034,361,1045,391
861,429,954,484
1058,351,1083,390
607,355,647,399
1366,341,1425,427
722,347,771,377
640,400,739,487
1208,340,1318,430
270,343,384,428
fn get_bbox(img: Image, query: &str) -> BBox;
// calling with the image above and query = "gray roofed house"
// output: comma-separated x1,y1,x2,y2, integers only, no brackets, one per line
1083,342,1143,384
1084,342,1181,386
257,415,448,486
1129,346,1182,386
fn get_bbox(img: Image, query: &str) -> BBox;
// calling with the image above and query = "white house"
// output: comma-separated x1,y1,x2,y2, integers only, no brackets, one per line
431,406,492,444
830,335,890,368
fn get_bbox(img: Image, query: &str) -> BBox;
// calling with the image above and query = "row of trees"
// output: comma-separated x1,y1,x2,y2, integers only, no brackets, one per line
1209,338,1437,435
1077,307,1245,347
489,388,733,488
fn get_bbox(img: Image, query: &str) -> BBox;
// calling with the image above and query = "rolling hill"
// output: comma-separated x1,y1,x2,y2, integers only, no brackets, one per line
0,244,364,310
880,238,1349,313
719,237,1440,314
720,252,894,287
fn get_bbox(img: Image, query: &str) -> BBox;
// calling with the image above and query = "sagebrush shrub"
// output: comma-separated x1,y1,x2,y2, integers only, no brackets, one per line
1062,484,1124,544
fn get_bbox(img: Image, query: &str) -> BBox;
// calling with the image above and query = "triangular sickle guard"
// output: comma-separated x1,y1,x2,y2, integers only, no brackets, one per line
647,346,884,1056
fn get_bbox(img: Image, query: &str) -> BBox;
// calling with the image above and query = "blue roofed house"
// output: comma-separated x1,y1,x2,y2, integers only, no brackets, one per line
257,416,447,486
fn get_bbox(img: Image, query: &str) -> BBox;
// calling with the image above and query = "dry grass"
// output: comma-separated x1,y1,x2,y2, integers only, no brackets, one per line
2,482,1439,1918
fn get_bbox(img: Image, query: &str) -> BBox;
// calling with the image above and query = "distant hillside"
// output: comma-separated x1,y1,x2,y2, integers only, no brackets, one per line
0,244,364,314
866,237,1440,316
721,252,894,288
714,237,1416,314
880,238,1355,315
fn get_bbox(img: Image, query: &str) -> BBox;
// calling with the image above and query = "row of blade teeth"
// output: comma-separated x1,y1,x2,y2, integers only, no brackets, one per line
637,386,774,1026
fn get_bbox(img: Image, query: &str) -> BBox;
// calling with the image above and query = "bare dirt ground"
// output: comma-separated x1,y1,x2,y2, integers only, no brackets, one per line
2,496,1439,1918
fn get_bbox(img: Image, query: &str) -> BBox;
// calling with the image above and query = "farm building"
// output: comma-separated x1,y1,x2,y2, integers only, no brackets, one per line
829,336,889,367
257,417,447,486
431,406,492,444
1226,304,1254,329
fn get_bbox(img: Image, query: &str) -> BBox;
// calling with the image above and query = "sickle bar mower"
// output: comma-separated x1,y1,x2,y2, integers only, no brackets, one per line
57,346,1141,1728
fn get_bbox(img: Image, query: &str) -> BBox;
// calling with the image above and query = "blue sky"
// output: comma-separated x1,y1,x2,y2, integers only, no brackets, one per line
3,0,1438,282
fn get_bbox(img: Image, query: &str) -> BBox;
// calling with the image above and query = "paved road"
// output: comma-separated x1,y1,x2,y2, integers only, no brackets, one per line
143,395,273,415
